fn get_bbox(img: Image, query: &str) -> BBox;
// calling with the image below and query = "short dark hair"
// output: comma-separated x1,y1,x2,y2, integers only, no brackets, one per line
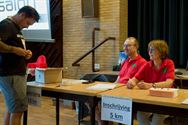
17,6,40,22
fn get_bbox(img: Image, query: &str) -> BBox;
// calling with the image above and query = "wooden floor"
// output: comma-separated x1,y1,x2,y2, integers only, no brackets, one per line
0,93,81,125
0,93,138,125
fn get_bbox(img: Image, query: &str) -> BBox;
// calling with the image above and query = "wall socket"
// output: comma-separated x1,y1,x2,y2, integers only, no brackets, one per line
94,64,100,71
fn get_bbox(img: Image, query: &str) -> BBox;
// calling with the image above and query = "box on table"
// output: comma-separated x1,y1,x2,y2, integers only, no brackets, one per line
149,88,179,98
35,68,63,83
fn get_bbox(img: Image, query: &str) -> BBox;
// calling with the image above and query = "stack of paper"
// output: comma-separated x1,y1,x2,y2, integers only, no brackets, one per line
87,83,117,90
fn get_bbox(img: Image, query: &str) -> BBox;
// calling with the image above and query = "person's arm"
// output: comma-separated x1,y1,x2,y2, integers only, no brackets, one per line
137,59,174,89
147,59,175,89
137,79,174,89
0,40,13,52
0,40,28,57
127,77,139,89
152,79,174,88
127,61,147,89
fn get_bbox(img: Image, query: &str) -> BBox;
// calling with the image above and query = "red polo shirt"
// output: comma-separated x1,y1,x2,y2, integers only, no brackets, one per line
135,58,175,83
118,55,147,84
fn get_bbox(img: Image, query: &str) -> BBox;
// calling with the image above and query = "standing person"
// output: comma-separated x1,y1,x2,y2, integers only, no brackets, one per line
97,37,147,125
115,37,147,84
127,40,175,125
0,6,40,125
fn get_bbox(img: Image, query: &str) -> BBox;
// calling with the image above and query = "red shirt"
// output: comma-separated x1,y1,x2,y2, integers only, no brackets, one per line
118,55,147,84
135,58,175,83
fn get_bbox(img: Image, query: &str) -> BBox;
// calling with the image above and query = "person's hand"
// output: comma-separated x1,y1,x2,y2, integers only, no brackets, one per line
127,79,136,89
25,50,32,60
12,47,28,57
137,81,152,89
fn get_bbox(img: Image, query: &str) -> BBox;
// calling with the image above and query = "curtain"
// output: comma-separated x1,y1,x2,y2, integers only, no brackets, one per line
128,0,188,68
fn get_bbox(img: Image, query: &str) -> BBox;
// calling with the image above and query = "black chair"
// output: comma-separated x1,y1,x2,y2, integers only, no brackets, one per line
80,74,118,83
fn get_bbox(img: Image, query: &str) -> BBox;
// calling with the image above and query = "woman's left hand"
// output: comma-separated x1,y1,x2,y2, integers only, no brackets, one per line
137,81,152,89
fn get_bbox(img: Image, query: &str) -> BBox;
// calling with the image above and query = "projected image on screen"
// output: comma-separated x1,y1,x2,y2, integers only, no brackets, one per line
0,0,53,42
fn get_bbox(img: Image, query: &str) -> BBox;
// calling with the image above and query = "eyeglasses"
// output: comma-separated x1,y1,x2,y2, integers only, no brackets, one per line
123,44,135,48
148,48,155,53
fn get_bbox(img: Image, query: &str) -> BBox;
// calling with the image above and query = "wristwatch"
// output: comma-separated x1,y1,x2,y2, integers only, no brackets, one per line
152,83,156,88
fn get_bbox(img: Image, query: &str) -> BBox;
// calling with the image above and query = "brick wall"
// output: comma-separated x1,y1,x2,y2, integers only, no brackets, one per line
63,0,128,79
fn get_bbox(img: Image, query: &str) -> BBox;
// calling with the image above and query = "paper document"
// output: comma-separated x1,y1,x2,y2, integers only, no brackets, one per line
87,83,117,90
181,98,188,104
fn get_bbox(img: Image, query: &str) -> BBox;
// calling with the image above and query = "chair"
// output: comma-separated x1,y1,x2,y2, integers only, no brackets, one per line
80,74,118,83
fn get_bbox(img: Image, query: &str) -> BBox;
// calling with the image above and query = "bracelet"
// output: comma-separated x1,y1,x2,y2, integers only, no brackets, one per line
152,83,156,88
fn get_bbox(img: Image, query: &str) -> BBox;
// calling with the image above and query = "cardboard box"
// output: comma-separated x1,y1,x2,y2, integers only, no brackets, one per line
149,88,178,98
35,68,63,83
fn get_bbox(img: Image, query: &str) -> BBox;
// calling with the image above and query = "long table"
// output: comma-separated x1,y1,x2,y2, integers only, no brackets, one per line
26,80,123,125
99,86,188,124
26,79,188,125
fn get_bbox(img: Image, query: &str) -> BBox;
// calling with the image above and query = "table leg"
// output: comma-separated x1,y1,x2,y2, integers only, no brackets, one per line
56,97,60,125
78,102,84,125
89,97,99,125
23,110,27,125
90,105,95,125
131,109,134,125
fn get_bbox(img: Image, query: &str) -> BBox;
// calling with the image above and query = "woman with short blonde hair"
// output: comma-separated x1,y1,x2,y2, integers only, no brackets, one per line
127,39,175,125
148,40,168,59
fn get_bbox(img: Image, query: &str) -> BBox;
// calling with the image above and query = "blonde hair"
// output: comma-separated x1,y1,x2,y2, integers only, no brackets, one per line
148,40,169,59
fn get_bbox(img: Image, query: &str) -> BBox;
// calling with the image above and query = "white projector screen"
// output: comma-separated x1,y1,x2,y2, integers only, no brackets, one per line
0,0,54,42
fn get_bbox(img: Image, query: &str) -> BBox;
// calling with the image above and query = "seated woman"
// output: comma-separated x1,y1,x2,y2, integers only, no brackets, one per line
127,39,175,125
